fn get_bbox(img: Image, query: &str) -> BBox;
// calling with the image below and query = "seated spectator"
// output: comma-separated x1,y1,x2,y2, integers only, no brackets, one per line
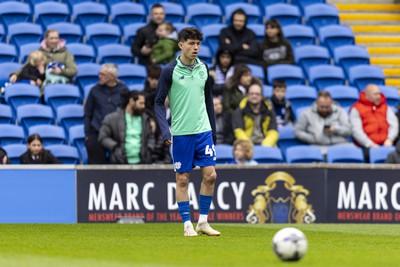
144,64,162,118
214,96,234,145
223,64,252,114
209,49,235,97
230,140,258,165
232,78,278,146
219,8,259,65
295,91,352,154
14,51,46,88
10,29,77,86
259,19,294,68
385,140,400,164
151,22,179,64
350,84,398,152
0,147,10,164
20,134,60,164
269,79,294,127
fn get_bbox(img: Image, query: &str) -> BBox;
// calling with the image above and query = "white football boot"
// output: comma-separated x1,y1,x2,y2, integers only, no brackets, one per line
195,222,221,236
184,224,198,237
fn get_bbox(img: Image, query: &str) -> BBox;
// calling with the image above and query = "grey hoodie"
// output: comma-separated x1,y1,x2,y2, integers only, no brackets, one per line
295,102,351,145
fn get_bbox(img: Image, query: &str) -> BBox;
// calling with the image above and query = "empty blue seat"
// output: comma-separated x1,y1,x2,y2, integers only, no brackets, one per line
176,0,208,10
325,85,359,108
67,43,96,64
3,144,26,164
348,65,385,91
102,0,130,9
370,146,396,164
308,65,345,91
46,144,80,164
66,0,96,9
187,3,223,29
225,3,262,25
253,146,283,163
254,0,286,13
266,4,301,27
286,85,317,116
174,23,195,33
8,23,43,50
75,63,101,92
69,124,87,163
29,125,66,146
83,83,96,101
160,2,185,23
34,2,70,28
277,125,305,157
294,45,330,74
292,0,325,12
86,23,121,50
118,64,147,86
26,0,58,9
98,44,133,64
379,85,399,107
282,24,315,47
0,104,13,124
198,45,213,65
305,3,339,33
263,85,272,98
286,145,323,163
47,22,83,44
0,24,5,43
123,22,146,46
111,2,147,29
57,104,84,137
319,25,355,55
44,84,81,114
19,43,41,63
202,23,226,56
327,145,364,163
72,2,108,30
0,124,25,146
215,144,234,164
0,43,18,63
213,0,246,9
0,2,31,30
334,45,370,76
0,63,22,87
129,84,144,91
247,24,264,42
247,64,265,81
4,84,41,116
267,64,305,86
17,104,54,134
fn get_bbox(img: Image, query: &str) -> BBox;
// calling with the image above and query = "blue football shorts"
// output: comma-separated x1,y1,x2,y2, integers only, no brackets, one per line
172,131,216,173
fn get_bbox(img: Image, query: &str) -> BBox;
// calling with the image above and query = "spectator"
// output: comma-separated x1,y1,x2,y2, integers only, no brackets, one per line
269,80,295,127
230,140,257,165
131,3,165,65
84,63,128,164
20,134,60,164
209,49,235,97
214,96,234,145
295,91,352,154
259,19,294,68
0,147,10,164
223,63,252,114
14,51,46,88
10,29,77,86
151,22,179,64
232,78,278,146
144,64,162,118
218,8,259,65
350,84,398,155
385,140,400,164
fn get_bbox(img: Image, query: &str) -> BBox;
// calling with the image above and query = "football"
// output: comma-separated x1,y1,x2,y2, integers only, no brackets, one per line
272,227,308,261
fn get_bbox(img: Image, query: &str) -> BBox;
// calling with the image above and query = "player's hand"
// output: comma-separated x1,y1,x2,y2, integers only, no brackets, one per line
164,140,172,146
9,74,17,83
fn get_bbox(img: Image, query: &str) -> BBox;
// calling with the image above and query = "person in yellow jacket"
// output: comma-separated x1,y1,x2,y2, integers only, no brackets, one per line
232,77,279,146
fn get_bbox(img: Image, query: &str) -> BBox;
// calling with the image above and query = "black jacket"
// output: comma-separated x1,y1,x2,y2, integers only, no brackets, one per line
269,95,295,127
20,149,60,164
385,141,400,164
131,20,159,66
17,64,45,83
143,80,156,118
215,112,235,145
259,38,294,67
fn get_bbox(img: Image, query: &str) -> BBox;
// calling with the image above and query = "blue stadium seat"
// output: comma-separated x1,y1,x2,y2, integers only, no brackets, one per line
118,64,147,86
319,25,355,56
326,145,364,163
370,146,396,164
34,2,70,29
247,64,265,81
83,83,96,101
263,85,272,98
0,43,18,63
66,0,96,9
4,84,41,116
213,0,246,10
111,2,147,30
325,85,359,108
277,125,305,158
69,124,87,163
198,45,213,65
47,22,83,44
291,0,325,12
225,3,262,25
0,63,22,88
160,2,185,23
305,3,339,33
3,144,26,164
187,3,223,29
44,84,81,114
19,43,40,63
0,2,31,30
202,23,226,56
294,45,330,74
8,23,43,50
265,4,301,27
254,0,286,14
348,65,385,92
267,64,305,86
102,0,130,9
0,124,25,146
29,125,66,146
129,84,144,91
247,24,264,42
17,104,54,134
123,22,146,46
286,85,317,117
57,104,84,137
0,104,14,124
282,24,315,47
75,63,101,92
26,0,58,9
333,45,370,76
98,44,133,64
215,144,234,164
253,146,283,163
139,0,172,11
286,145,323,163
0,24,5,43
308,65,345,91
67,43,96,64
46,144,80,164
175,0,208,11
72,2,108,30
379,85,399,107
174,23,195,33
86,23,121,51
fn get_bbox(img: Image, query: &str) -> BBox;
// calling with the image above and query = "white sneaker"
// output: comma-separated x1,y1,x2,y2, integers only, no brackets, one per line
195,222,221,236
184,224,198,237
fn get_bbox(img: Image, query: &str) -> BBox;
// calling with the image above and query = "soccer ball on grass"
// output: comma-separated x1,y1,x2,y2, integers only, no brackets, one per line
272,227,308,261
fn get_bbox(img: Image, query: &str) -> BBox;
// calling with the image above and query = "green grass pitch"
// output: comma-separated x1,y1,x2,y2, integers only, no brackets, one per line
0,223,399,267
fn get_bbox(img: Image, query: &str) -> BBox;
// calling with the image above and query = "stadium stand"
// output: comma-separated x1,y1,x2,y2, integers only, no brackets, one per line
0,124,25,146
214,144,234,164
46,144,80,164
17,104,54,134
326,145,364,163
3,143,26,164
56,104,84,138
34,2,70,29
44,84,81,115
29,125,66,146
285,145,324,163
0,104,14,124
253,146,283,164
265,4,301,27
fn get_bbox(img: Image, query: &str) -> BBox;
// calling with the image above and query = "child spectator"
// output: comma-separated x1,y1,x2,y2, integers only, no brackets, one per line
209,49,235,97
151,22,179,64
15,50,46,87
20,134,60,164
269,80,295,127
230,140,258,165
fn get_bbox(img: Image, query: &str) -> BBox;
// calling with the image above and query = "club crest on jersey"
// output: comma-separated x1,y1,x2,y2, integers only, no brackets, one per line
174,162,182,170
199,71,206,79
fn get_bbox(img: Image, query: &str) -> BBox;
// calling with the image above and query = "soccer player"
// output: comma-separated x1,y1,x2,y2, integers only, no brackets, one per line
154,27,220,237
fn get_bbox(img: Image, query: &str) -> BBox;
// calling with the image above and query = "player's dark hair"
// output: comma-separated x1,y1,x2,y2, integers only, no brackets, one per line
178,27,203,42
147,64,162,79
273,79,287,90
120,90,144,109
27,134,43,145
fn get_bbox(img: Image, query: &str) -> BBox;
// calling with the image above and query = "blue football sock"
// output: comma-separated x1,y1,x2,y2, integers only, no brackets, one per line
199,195,212,215
178,201,191,223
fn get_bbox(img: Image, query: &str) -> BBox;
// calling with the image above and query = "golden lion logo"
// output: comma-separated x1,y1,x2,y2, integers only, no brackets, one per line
246,171,316,224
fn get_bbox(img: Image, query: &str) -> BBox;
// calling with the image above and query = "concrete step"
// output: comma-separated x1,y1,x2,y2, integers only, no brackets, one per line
371,58,400,67
340,13,400,25
351,25,400,34
383,68,400,77
356,36,400,45
335,3,400,12
329,0,396,4
385,78,400,87
368,47,400,55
